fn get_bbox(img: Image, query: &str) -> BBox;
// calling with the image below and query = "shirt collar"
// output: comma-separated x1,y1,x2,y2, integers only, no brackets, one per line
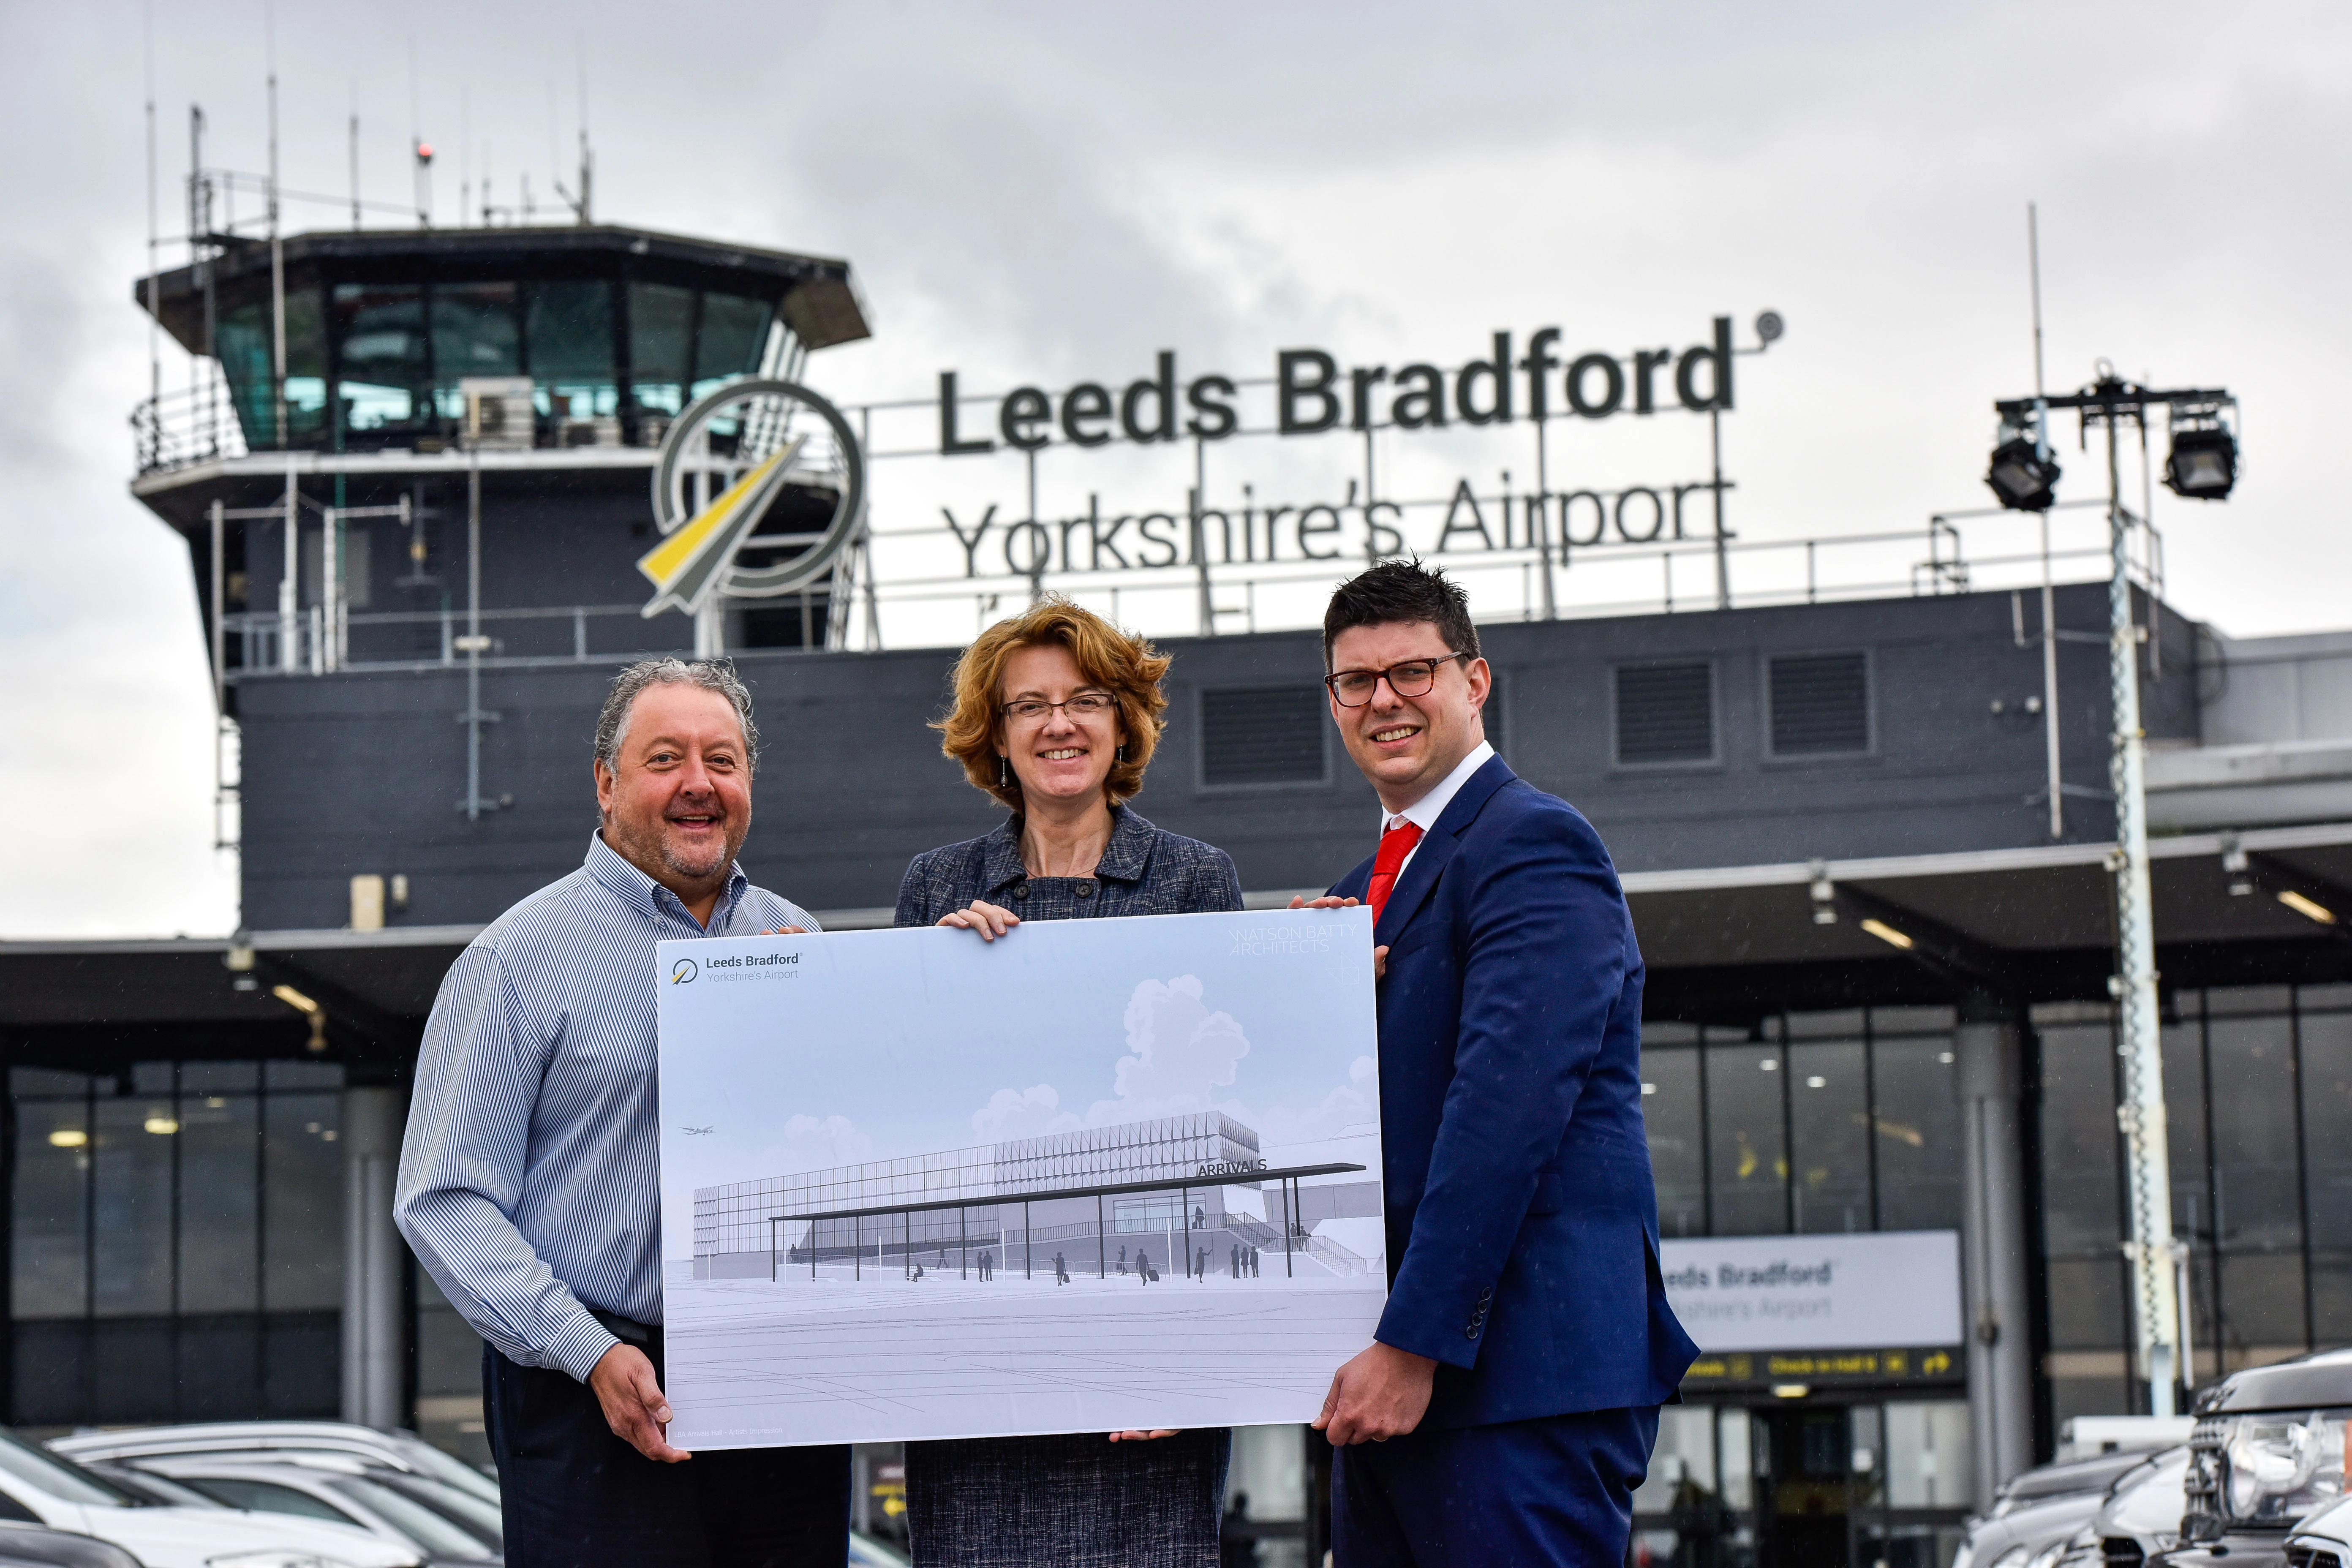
584,831,748,930
1380,740,1497,835
982,803,1155,893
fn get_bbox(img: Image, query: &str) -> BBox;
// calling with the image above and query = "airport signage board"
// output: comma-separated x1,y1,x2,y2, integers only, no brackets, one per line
909,315,1769,584
1658,1230,1963,1354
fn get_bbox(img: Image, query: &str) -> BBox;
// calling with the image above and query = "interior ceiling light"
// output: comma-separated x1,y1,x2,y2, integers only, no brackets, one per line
2164,427,2238,501
1859,917,1916,951
1985,436,2061,512
271,983,319,1016
1772,1383,1810,1399
2276,889,2338,926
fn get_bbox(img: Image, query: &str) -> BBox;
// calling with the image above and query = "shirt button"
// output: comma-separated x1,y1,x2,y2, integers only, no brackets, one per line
1076,882,1095,898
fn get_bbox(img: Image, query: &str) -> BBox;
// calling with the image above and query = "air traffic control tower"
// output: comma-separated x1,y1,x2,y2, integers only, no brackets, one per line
131,222,873,930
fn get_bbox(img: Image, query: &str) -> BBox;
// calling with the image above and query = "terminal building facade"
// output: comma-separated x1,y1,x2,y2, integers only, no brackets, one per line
2,213,2349,1566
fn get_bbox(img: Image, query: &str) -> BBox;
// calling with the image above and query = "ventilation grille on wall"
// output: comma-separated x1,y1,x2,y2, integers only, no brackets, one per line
1201,687,1325,785
1769,652,1871,756
1614,662,1715,765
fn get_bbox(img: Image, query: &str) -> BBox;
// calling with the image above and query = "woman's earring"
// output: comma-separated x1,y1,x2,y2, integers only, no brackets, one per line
999,754,1010,789
1116,744,1129,763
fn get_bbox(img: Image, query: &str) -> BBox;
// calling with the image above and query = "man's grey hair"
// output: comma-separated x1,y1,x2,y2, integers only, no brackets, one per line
593,659,760,777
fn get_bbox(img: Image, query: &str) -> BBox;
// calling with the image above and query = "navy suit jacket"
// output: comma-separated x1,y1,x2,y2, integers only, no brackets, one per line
1332,754,1699,1429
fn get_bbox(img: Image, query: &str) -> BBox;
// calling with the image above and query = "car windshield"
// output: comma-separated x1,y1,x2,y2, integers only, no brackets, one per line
175,1475,357,1527
0,1431,143,1508
378,1438,502,1506
331,1476,495,1558
368,1472,503,1548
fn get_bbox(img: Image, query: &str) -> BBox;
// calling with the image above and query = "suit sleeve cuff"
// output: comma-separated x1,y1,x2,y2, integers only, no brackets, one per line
550,1312,623,1384
1375,1299,1483,1372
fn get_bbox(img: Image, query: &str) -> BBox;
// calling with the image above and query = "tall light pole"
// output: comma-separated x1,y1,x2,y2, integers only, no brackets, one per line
1984,374,2239,1416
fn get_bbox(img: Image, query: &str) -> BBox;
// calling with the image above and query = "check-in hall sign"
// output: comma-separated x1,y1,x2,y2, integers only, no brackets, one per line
914,315,1772,598
1658,1230,1963,1354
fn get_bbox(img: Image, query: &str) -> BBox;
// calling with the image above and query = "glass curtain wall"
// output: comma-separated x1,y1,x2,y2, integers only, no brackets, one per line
11,1061,345,1426
2036,984,2352,1428
1642,1007,1964,1239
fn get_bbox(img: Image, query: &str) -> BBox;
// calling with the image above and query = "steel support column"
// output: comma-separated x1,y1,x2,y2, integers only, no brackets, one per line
1957,997,2034,1507
340,1085,405,1430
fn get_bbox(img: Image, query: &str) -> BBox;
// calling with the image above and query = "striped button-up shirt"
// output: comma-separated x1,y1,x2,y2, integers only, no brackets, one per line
395,834,820,1382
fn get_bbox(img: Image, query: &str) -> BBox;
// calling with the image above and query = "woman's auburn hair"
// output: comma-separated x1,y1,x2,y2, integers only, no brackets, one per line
935,594,1172,813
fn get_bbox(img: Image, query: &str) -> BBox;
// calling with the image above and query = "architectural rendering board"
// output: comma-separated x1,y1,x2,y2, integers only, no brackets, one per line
655,907,1384,1449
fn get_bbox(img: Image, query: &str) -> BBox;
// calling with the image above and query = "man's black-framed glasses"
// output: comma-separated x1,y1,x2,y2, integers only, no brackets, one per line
1323,653,1470,707
1000,691,1119,723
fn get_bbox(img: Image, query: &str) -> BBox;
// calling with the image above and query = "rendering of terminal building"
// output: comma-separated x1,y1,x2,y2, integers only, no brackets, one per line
4,108,2350,1567
692,1111,1383,1286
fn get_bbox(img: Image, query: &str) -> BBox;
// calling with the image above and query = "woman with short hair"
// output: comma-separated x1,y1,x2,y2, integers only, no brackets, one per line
895,595,1240,1568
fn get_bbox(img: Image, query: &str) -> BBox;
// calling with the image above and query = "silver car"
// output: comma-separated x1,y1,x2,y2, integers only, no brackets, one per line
51,1422,498,1508
134,1454,501,1564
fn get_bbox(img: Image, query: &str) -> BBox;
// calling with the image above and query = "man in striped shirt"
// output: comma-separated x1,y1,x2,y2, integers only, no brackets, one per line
396,659,849,1568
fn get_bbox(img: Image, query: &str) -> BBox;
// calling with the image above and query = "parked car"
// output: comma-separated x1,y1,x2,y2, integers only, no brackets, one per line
136,1455,501,1563
51,1422,498,1508
2023,1446,2192,1568
0,1522,141,1568
2283,1492,2352,1566
0,1425,419,1568
1955,1487,2110,1568
2151,1345,2352,1568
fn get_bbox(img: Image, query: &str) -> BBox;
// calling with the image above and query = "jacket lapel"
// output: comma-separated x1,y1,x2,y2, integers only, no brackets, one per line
1374,755,1516,946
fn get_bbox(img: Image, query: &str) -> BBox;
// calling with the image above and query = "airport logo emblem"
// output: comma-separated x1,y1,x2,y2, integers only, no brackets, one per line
638,377,868,619
670,958,700,985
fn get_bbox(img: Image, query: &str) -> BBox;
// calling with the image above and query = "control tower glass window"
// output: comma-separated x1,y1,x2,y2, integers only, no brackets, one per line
629,281,694,417
692,292,775,400
524,280,618,421
332,283,429,442
429,282,522,420
216,292,326,447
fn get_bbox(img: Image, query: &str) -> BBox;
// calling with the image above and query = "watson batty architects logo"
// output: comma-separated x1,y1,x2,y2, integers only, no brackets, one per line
1228,925,1334,958
670,958,700,985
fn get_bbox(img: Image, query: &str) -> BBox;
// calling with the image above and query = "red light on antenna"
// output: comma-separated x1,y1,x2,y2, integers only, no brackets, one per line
415,142,435,163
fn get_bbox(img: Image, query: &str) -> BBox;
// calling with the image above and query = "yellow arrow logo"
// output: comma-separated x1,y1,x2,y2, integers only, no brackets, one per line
635,436,805,618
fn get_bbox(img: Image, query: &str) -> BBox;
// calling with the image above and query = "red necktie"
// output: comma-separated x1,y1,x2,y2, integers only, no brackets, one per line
1368,819,1424,924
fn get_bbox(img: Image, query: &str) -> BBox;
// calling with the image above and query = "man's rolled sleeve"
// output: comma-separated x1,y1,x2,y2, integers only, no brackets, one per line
394,945,618,1381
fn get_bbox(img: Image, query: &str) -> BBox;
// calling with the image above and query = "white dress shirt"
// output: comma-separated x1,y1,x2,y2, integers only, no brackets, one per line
1378,740,1496,879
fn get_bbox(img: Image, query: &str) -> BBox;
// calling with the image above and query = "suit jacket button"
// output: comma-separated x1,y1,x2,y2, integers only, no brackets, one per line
1076,882,1095,898
1012,885,1029,899
1465,1324,1480,1339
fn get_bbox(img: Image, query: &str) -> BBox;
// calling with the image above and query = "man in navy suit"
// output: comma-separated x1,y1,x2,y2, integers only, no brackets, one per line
1295,561,1698,1566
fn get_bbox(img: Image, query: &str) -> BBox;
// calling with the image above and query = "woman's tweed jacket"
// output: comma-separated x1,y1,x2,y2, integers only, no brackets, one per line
892,800,1244,1568
893,803,1242,926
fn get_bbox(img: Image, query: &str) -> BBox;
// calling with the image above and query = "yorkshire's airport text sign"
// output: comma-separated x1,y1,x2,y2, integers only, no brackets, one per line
917,317,1759,580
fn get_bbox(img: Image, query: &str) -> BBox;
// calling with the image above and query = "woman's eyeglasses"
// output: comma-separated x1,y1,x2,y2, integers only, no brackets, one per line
1000,691,1119,723
1323,654,1469,707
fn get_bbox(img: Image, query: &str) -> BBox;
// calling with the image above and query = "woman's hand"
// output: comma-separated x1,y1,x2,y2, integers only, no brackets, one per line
1107,1429,1179,1442
939,900,1020,941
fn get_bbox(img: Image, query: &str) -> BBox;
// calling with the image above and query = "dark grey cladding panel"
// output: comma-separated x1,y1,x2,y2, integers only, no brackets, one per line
232,583,2202,932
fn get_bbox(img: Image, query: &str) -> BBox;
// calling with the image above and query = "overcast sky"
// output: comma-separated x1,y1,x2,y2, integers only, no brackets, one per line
3,0,2347,938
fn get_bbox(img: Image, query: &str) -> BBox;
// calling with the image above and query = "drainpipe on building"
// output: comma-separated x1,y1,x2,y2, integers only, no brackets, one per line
341,1086,406,1430
1957,995,2034,1507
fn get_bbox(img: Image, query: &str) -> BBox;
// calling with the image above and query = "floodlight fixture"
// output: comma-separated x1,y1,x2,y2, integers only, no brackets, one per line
2164,408,2239,501
1985,433,2061,512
